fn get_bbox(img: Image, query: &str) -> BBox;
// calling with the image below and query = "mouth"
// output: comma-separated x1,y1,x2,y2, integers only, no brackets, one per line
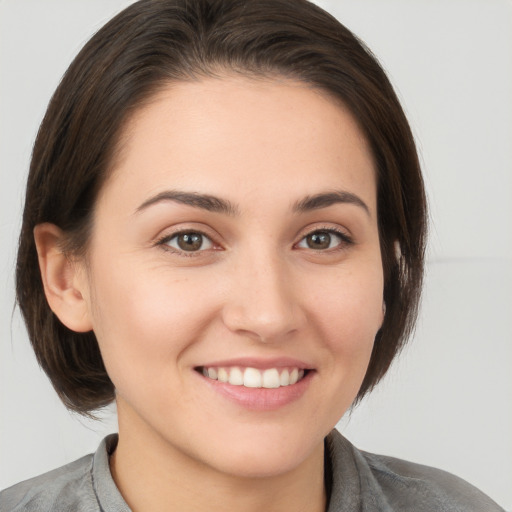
196,366,310,389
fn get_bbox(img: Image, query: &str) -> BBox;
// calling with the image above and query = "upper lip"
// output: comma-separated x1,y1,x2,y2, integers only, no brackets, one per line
196,356,313,370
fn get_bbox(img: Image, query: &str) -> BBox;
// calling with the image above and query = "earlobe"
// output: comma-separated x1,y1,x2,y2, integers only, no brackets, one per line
34,223,93,333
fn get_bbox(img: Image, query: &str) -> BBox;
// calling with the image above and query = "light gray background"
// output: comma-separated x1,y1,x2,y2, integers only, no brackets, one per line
1,0,511,509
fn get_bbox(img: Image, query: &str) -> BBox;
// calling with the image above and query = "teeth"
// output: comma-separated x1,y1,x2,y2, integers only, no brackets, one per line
262,368,280,389
279,369,290,386
217,368,229,383
201,366,307,388
229,367,243,386
243,368,262,388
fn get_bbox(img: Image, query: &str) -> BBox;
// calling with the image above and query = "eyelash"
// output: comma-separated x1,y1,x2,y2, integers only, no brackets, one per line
297,226,354,251
155,230,217,258
155,226,353,257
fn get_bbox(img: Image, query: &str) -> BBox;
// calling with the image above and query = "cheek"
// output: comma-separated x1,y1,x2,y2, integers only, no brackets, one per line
308,263,384,358
85,257,217,387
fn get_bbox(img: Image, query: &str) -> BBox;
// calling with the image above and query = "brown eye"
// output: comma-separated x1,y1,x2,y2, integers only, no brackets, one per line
306,232,332,250
297,229,351,251
165,232,213,252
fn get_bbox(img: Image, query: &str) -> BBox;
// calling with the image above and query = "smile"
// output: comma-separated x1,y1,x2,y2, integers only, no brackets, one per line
199,366,307,389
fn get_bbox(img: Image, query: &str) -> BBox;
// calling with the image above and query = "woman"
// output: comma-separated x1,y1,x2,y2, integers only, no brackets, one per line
1,0,505,510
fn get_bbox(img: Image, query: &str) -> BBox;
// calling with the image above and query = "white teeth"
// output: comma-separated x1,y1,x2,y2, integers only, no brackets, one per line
243,367,262,388
262,368,280,388
229,367,243,386
217,368,229,383
202,366,307,388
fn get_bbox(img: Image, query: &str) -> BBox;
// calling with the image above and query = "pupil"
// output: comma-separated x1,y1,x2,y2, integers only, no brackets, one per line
178,233,202,251
308,232,331,250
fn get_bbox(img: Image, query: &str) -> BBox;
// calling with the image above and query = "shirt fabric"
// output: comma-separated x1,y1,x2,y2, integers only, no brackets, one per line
0,429,505,511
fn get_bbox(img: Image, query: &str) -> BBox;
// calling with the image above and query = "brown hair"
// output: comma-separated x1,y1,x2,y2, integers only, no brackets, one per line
16,0,427,414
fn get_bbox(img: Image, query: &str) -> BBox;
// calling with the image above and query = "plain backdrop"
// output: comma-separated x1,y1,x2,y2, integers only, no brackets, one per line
1,0,511,509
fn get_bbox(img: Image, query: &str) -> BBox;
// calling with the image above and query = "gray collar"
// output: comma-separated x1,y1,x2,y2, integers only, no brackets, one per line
92,434,131,511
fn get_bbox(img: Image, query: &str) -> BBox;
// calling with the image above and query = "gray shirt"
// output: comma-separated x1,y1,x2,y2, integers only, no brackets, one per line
0,430,505,511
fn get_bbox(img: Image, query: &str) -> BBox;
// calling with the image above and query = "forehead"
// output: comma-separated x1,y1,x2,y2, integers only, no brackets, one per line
100,76,376,214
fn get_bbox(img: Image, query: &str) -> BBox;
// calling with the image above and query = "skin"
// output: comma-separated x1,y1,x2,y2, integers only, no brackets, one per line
36,76,384,512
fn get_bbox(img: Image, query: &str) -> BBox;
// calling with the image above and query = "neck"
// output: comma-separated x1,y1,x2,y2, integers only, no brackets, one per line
110,405,327,512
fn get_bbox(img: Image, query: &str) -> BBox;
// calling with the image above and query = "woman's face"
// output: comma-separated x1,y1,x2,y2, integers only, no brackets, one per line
79,76,384,477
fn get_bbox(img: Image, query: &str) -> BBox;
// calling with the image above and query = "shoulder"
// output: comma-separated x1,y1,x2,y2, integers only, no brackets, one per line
361,450,505,511
326,429,505,512
0,453,98,512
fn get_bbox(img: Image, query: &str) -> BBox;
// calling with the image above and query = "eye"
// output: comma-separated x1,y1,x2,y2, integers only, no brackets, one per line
296,229,351,251
161,231,213,252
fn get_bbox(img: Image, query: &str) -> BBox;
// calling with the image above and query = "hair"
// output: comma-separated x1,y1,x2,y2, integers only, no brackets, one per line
16,0,427,414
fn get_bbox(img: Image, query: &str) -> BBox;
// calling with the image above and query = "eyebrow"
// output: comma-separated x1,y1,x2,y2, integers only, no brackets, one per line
292,190,370,216
135,189,370,217
135,190,240,216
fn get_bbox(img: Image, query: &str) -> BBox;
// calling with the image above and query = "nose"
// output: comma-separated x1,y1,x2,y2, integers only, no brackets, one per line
221,249,303,343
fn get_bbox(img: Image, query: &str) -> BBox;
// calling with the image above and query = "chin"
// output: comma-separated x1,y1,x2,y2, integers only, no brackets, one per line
210,450,311,479
195,426,326,479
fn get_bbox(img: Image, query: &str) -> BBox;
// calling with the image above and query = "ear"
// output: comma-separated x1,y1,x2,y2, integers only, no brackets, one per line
33,223,93,333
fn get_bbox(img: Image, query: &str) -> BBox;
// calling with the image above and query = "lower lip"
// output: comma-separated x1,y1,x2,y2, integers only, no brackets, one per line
197,370,314,411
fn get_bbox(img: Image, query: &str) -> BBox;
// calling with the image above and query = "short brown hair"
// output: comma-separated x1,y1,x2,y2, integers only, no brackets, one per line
16,0,427,414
